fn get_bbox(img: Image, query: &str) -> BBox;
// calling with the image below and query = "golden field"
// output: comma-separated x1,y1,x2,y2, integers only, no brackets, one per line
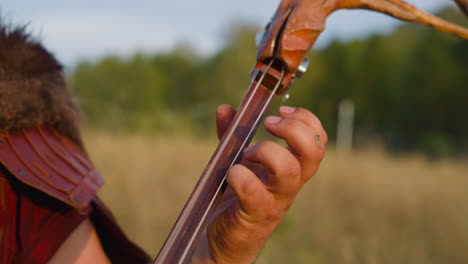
83,131,468,264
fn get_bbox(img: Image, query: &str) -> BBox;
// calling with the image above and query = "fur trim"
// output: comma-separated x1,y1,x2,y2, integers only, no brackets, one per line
0,21,83,148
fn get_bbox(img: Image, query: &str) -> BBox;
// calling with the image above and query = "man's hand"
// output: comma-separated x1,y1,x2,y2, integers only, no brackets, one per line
193,104,327,263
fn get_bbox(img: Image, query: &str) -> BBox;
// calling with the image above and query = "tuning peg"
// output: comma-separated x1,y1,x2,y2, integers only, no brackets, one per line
293,57,309,79
282,57,310,102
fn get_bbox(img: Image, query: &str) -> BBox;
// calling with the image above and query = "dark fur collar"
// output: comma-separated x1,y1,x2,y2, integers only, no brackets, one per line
0,21,83,148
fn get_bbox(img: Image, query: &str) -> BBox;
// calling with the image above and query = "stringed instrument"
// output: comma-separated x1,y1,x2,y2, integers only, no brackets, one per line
154,1,468,263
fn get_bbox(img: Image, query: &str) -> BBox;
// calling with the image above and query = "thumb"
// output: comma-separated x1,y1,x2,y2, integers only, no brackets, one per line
216,104,236,140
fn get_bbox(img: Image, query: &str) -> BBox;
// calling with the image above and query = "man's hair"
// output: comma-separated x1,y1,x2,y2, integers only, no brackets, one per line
0,20,83,148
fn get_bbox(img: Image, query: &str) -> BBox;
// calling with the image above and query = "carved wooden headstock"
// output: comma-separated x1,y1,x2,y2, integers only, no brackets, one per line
257,0,468,73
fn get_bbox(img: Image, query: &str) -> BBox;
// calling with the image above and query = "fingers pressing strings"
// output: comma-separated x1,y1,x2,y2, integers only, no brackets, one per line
263,107,326,183
216,104,236,140
279,106,328,146
242,141,302,196
226,164,275,221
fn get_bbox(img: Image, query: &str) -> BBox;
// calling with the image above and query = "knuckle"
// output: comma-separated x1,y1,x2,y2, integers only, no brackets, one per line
229,163,243,173
257,140,280,154
284,118,305,134
285,159,301,178
296,108,318,122
312,115,322,127
309,112,322,125
263,205,285,222
242,180,257,196
293,107,308,115
322,130,329,145
317,144,326,161
306,144,326,166
229,164,258,195
228,164,245,178
301,142,323,162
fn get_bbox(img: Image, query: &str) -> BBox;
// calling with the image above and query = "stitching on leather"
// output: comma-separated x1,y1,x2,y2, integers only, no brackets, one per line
5,134,69,194
68,169,99,208
31,162,51,178
59,137,92,170
22,130,79,185
44,152,58,166
69,168,99,199
38,127,90,175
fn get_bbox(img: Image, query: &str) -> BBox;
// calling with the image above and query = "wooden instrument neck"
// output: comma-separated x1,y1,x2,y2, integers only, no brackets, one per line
154,59,288,264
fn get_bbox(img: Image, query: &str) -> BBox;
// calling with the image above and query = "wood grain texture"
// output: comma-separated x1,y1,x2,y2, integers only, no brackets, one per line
155,0,468,262
154,61,288,264
257,0,468,73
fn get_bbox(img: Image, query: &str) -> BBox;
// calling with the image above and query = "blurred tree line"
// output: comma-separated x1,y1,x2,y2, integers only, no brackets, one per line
69,8,467,157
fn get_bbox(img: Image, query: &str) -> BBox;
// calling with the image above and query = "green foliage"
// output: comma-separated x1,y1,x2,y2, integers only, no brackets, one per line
68,8,468,156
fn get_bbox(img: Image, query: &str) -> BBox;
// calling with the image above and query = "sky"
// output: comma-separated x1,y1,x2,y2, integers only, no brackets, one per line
1,0,454,66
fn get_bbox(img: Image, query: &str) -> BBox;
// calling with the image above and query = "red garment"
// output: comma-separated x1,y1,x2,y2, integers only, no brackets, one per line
0,168,91,263
0,127,151,263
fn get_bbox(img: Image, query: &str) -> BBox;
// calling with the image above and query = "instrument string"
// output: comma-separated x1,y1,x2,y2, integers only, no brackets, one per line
180,59,285,263
177,59,285,263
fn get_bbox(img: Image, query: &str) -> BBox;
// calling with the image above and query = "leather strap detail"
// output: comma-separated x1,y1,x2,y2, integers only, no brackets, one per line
0,126,104,209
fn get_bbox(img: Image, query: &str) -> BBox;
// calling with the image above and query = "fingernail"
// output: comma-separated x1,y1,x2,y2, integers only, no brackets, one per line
217,104,231,113
243,145,254,153
265,116,282,125
280,106,295,115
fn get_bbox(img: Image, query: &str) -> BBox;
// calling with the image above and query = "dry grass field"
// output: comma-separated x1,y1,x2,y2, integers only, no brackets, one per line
83,131,468,264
